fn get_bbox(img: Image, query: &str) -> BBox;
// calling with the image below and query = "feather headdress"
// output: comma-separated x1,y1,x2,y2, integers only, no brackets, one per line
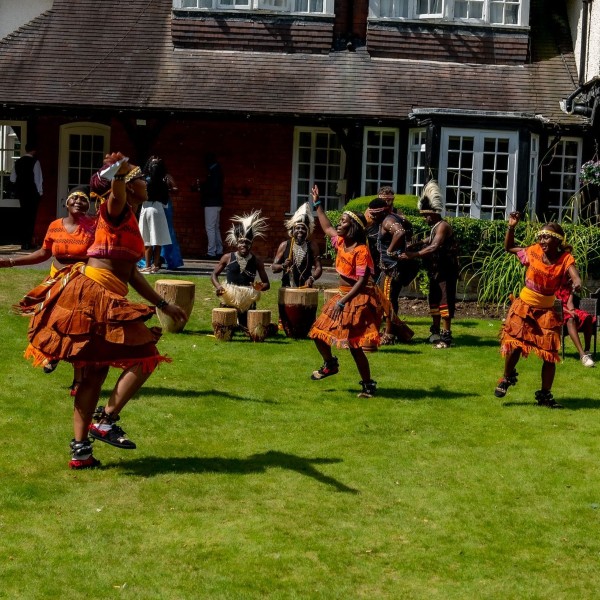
284,202,315,237
418,180,444,214
225,210,269,247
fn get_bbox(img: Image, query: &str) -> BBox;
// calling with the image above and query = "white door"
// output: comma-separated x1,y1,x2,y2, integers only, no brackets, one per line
439,128,518,220
57,123,110,216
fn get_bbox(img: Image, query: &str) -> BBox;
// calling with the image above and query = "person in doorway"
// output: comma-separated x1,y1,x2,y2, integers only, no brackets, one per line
10,143,43,250
201,152,224,260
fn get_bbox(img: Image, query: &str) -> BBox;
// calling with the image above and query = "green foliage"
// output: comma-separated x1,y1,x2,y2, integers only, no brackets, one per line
2,270,600,598
344,194,420,216
322,209,600,305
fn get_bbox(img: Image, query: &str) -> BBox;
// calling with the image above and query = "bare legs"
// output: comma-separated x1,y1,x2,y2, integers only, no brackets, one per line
313,339,372,383
144,246,162,272
73,364,152,441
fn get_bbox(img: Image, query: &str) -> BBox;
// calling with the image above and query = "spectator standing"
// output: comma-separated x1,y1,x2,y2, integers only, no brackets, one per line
10,143,43,250
201,152,224,260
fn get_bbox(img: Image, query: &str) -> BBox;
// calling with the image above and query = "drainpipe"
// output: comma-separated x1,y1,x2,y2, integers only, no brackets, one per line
579,0,592,86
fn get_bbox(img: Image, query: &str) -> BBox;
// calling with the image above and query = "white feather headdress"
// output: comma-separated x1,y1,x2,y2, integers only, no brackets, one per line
284,202,315,237
225,210,269,247
418,180,444,214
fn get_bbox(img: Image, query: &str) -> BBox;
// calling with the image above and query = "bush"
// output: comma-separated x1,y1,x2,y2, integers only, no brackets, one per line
323,210,600,306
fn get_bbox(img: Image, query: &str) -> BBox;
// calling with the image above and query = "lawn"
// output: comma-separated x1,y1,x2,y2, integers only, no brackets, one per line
0,270,599,599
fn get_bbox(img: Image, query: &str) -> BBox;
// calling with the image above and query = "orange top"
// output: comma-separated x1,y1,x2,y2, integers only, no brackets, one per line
42,218,96,261
332,235,374,281
87,203,145,262
517,244,575,296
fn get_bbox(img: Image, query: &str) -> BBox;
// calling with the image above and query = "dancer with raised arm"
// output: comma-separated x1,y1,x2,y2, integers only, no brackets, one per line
308,185,382,398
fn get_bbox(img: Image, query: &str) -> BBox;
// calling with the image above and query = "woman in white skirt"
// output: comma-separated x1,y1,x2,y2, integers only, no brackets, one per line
140,156,172,273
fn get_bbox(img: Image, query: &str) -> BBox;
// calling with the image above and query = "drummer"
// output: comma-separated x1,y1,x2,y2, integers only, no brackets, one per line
211,210,270,328
272,202,322,288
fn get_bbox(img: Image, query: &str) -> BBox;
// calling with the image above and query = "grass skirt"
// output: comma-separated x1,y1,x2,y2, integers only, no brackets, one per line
18,267,169,373
500,297,561,363
309,286,383,349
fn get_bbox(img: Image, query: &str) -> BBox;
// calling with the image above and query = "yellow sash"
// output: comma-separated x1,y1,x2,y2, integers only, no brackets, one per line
83,265,128,296
519,286,554,309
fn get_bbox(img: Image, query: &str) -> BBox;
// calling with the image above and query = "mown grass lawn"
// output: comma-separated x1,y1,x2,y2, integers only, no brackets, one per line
1,270,599,599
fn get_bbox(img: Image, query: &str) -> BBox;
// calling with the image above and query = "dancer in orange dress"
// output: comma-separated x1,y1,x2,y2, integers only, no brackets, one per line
308,185,382,398
494,213,582,408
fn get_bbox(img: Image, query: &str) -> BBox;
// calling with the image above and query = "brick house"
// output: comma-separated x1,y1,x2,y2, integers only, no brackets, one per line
0,0,598,258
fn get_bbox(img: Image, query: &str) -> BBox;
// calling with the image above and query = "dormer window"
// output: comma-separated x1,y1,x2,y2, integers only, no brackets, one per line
174,0,334,14
369,0,528,26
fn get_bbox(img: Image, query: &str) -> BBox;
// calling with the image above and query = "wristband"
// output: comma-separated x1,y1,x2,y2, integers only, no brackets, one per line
312,199,322,208
156,299,169,309
113,174,127,181
507,226,515,231
336,300,346,309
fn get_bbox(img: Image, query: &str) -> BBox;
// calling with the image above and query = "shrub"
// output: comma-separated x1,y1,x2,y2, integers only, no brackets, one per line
322,210,600,306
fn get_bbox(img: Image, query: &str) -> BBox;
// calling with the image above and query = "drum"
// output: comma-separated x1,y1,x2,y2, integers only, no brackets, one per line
278,287,319,339
212,307,238,341
154,279,195,333
322,288,340,305
247,309,271,342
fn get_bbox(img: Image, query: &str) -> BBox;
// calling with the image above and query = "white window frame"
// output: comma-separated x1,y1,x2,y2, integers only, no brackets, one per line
174,0,334,15
546,137,582,223
407,127,427,197
528,133,539,218
368,0,529,26
438,128,519,220
291,127,346,213
0,121,27,209
361,127,399,196
57,122,110,217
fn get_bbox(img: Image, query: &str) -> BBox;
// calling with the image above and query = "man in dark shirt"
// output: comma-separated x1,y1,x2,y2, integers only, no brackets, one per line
10,143,43,250
201,152,224,259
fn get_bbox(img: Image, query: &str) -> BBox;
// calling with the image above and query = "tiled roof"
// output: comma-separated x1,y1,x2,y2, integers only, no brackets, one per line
0,0,584,126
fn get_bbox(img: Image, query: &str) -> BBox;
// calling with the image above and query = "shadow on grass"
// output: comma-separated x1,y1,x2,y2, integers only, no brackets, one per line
113,450,359,493
100,387,279,404
346,385,477,402
454,334,499,348
503,396,599,410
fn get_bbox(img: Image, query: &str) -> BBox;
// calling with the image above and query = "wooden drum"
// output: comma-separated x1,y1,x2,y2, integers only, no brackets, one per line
247,309,271,342
212,307,238,341
278,287,319,339
322,288,340,305
154,279,195,333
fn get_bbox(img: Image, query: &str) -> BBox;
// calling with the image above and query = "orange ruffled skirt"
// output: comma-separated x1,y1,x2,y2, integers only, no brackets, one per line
309,285,383,349
18,266,169,373
500,297,561,363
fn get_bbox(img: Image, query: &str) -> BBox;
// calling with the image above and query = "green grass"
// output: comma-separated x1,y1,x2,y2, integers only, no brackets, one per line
1,271,600,599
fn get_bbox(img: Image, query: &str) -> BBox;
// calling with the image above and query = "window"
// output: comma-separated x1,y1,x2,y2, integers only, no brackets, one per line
58,123,110,216
407,128,427,197
0,122,25,209
545,138,582,223
438,128,518,219
369,0,527,25
292,128,345,212
362,128,399,196
175,0,333,14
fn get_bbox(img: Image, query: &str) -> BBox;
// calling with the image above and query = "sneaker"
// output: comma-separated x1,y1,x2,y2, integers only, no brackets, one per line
494,370,518,398
535,389,563,409
311,357,339,380
357,380,377,398
581,354,595,368
89,412,137,449
69,439,101,470
427,325,441,344
434,330,453,349
43,359,59,374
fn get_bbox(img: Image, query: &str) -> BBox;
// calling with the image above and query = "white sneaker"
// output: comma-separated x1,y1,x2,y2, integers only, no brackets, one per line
581,354,595,368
